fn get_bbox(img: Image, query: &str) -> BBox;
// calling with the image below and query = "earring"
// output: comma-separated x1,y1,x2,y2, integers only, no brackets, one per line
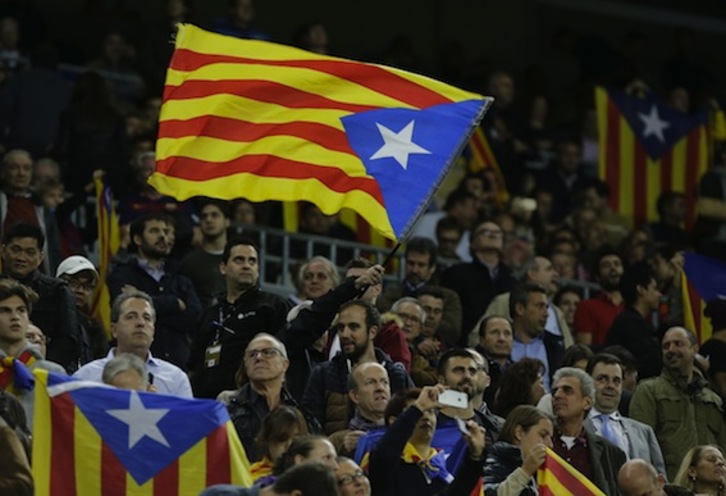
689,475,697,488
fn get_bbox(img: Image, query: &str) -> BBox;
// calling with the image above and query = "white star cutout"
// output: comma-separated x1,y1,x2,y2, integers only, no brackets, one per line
638,105,670,143
107,391,170,450
369,120,431,170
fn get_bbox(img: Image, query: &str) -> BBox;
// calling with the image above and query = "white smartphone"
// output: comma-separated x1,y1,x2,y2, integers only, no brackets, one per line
439,390,468,409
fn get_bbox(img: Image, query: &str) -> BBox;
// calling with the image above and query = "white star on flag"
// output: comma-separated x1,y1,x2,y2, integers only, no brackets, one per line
638,105,670,143
107,391,171,449
369,120,431,170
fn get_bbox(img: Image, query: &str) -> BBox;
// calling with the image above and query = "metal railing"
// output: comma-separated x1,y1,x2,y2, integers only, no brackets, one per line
228,224,405,297
228,224,603,299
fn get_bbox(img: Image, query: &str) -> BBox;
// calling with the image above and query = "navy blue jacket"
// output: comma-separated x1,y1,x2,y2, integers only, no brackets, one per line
108,257,201,369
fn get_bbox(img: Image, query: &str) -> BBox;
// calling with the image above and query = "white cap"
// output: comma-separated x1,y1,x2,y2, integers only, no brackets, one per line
55,256,98,279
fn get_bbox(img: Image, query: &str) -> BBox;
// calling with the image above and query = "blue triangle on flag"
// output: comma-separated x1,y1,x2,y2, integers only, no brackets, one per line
68,387,229,485
684,252,726,303
342,100,485,239
608,89,707,161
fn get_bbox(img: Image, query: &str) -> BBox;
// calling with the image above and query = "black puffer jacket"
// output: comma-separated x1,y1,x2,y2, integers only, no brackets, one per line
483,441,536,496
227,384,321,463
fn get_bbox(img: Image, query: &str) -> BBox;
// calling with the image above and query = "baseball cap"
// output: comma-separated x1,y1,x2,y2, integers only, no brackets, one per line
55,256,98,279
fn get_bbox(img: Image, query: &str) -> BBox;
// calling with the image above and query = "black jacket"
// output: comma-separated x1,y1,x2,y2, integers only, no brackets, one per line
302,348,414,435
189,286,290,399
108,257,202,368
189,287,290,398
368,406,484,496
5,271,81,373
484,441,536,496
226,383,320,463
277,278,367,403
605,307,662,380
441,258,516,346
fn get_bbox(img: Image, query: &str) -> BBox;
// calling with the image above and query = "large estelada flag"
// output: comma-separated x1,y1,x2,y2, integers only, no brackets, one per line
537,447,605,496
681,251,726,343
91,176,120,338
149,24,491,241
595,87,710,227
32,370,251,495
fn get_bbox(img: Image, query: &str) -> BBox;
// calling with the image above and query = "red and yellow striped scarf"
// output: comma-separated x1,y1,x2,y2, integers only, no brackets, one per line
250,457,274,483
0,350,37,395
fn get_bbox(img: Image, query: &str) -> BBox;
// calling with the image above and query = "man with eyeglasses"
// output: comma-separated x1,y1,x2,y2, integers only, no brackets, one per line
190,236,290,399
584,353,666,476
226,333,320,462
56,255,107,361
377,237,462,347
0,222,81,372
441,220,516,347
391,297,438,387
73,291,192,398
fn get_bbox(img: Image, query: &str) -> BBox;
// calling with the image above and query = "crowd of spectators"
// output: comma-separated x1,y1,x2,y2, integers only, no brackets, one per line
1,1,726,495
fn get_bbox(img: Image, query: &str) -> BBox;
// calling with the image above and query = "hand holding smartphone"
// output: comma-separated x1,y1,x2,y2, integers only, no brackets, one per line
439,390,468,409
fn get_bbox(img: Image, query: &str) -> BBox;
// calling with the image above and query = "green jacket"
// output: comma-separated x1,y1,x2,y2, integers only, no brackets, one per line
629,367,726,480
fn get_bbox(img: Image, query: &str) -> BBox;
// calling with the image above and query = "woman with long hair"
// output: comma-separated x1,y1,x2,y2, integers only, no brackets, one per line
674,445,726,496
493,358,546,419
249,405,309,483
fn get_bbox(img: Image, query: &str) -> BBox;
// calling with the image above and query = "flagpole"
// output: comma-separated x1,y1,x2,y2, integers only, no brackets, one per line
355,241,402,299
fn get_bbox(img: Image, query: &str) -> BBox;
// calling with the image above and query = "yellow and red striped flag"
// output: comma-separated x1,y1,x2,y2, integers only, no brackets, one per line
32,370,251,496
467,127,509,206
595,86,710,227
149,24,491,241
680,251,726,343
537,447,605,496
91,176,120,338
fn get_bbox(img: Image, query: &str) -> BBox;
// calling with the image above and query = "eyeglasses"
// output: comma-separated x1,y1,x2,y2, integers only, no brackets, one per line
338,470,367,486
244,347,283,361
66,279,96,292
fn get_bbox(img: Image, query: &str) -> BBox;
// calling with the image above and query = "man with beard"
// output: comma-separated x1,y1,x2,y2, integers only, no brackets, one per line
108,213,201,368
467,348,504,438
302,300,413,435
584,353,666,475
329,362,391,457
573,246,625,347
630,326,726,480
436,348,499,444
510,283,563,391
475,315,513,406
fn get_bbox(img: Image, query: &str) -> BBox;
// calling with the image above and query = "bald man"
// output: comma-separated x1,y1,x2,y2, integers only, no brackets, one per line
617,459,666,496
